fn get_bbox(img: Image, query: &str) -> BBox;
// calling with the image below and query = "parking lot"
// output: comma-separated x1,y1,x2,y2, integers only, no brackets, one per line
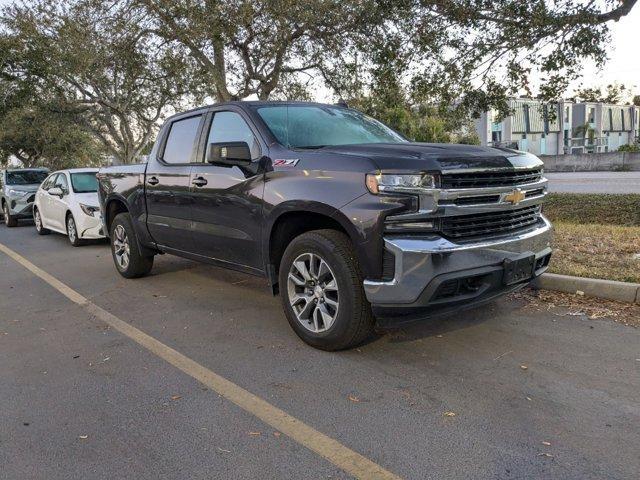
1,221,639,480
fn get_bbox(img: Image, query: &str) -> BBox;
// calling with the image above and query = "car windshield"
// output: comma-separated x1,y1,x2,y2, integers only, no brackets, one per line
6,170,48,185
70,172,98,193
256,105,406,148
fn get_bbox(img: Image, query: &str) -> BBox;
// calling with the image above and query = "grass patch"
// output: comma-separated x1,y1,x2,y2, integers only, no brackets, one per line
545,193,640,226
549,222,640,283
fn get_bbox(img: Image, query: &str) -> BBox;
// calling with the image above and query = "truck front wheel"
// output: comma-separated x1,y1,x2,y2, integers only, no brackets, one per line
110,213,154,278
279,229,375,350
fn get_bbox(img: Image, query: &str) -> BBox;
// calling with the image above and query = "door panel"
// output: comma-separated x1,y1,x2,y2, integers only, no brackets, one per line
38,174,57,228
145,163,194,252
189,166,264,268
188,110,264,269
50,173,70,230
145,113,203,252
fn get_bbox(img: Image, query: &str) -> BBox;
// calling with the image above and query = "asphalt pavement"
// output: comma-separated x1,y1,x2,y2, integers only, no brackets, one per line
545,171,640,194
1,221,639,480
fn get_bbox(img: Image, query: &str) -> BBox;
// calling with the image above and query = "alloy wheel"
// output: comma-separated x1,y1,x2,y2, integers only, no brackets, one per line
287,252,339,333
67,217,77,243
35,210,42,231
112,224,130,270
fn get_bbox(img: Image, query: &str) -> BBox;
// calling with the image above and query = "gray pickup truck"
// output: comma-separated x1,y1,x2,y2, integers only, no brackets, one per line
1,168,49,227
98,101,552,350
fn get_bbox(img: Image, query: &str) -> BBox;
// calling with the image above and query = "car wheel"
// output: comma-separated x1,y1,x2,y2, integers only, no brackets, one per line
34,208,50,235
3,202,18,227
110,212,154,278
66,214,86,247
278,229,375,351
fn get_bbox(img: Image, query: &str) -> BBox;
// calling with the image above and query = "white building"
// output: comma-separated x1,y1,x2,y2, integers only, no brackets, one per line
476,98,640,154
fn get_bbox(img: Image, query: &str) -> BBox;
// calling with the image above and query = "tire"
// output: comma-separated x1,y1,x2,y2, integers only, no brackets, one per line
278,229,375,351
66,214,86,247
3,202,18,227
109,212,154,278
33,207,50,235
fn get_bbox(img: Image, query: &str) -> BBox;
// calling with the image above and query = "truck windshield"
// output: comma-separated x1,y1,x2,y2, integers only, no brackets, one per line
70,172,98,193
256,105,406,149
6,170,48,185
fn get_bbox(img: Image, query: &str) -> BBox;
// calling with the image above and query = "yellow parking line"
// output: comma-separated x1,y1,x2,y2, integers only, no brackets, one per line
0,242,402,480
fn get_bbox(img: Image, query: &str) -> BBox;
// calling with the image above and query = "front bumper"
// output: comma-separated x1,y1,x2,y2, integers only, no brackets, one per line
77,214,105,239
6,194,36,218
364,216,552,314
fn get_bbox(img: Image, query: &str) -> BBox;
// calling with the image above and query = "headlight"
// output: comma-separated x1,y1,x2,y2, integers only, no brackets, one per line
366,173,435,194
8,188,29,196
79,204,100,217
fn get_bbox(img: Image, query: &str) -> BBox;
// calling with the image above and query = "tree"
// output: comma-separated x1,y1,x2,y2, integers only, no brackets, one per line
398,1,638,118
137,0,638,119
1,0,196,163
0,103,103,169
0,67,103,169
573,83,635,104
136,0,384,102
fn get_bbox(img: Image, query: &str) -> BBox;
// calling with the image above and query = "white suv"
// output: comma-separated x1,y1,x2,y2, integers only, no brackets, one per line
1,168,49,227
33,168,105,246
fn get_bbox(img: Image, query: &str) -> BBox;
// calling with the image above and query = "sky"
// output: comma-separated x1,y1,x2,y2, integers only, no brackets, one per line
1,0,639,100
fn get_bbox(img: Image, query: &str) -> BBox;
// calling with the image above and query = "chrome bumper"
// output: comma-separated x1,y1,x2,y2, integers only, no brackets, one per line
364,216,553,306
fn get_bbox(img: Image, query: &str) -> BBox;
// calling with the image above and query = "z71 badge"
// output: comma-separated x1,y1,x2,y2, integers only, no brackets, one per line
273,158,300,167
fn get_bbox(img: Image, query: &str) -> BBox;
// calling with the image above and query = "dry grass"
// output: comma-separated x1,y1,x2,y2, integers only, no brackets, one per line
512,288,640,328
549,222,640,283
544,194,640,226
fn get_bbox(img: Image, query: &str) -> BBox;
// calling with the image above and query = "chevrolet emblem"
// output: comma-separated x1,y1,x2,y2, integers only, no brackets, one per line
504,188,526,205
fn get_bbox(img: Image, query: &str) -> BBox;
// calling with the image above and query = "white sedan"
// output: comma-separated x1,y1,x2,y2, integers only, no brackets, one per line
33,168,105,246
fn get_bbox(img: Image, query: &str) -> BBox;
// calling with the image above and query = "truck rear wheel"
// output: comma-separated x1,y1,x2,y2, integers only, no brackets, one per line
279,229,375,351
110,212,154,278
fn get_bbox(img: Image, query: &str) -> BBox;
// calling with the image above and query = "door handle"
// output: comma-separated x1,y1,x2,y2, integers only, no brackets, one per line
192,176,208,187
147,176,159,186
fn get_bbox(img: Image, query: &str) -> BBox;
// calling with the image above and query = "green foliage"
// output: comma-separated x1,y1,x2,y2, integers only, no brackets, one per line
0,0,638,164
617,143,640,153
137,0,639,119
0,103,103,169
2,0,196,164
572,83,635,104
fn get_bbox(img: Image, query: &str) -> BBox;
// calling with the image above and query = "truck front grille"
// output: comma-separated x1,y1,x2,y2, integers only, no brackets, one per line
441,205,541,240
441,168,543,189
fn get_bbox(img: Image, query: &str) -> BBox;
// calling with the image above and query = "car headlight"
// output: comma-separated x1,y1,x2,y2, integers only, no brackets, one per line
79,203,100,217
8,188,30,196
365,173,436,194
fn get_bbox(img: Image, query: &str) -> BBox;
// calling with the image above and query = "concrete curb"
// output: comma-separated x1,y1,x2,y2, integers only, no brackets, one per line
533,273,640,304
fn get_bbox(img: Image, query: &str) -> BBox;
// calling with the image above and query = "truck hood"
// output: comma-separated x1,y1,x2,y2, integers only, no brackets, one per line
313,143,543,172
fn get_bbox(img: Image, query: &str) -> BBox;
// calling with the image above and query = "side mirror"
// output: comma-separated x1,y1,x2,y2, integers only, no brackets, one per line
207,142,252,167
48,187,63,197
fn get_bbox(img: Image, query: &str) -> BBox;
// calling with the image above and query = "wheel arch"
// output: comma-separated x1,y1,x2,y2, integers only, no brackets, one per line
103,195,130,236
264,202,364,293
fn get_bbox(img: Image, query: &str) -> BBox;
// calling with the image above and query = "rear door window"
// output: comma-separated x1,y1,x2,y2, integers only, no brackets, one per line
162,115,203,164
